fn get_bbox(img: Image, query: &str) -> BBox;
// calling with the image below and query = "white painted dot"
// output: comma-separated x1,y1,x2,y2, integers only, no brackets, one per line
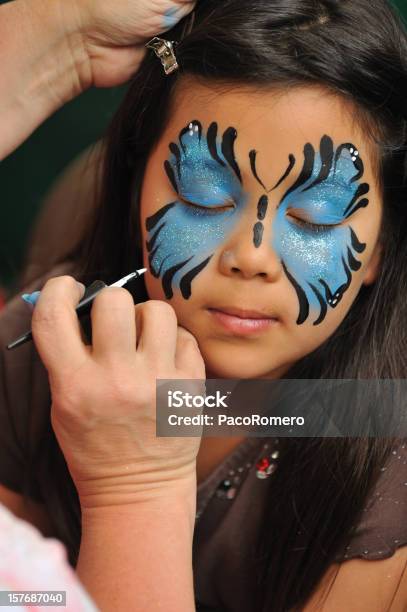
350,147,354,153
354,151,359,156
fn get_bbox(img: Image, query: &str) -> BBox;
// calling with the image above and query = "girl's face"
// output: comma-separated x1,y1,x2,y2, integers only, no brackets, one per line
139,80,383,379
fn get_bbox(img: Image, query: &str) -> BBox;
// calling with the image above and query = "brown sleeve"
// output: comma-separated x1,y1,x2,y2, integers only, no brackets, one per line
334,439,407,562
0,263,76,501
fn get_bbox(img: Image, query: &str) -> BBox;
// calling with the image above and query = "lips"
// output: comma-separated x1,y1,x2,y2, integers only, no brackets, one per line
207,305,278,336
208,306,277,320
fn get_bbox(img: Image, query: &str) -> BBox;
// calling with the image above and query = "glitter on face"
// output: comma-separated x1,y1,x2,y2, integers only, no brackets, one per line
271,137,369,325
144,125,369,323
145,120,247,299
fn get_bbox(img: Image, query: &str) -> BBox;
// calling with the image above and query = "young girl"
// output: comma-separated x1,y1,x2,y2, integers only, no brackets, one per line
1,0,407,610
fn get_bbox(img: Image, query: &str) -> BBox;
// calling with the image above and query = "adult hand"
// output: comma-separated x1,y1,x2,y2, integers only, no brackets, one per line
0,0,196,159
70,0,197,87
31,276,206,509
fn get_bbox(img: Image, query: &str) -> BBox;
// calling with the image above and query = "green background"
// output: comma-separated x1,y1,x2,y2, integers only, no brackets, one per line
0,0,406,290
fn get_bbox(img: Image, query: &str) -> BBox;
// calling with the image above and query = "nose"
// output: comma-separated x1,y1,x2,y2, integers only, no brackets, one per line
218,203,282,281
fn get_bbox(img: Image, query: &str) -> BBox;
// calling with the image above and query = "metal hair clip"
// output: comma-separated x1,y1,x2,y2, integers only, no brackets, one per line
145,37,179,75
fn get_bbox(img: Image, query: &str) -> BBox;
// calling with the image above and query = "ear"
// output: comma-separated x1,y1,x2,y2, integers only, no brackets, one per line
362,241,383,286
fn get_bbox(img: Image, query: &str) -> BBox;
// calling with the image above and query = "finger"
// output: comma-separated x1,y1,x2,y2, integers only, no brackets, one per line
91,287,136,358
135,300,178,367
31,276,87,375
175,326,204,376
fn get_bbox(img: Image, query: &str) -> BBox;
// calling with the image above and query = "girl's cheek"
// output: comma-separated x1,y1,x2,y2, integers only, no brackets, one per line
143,201,243,301
272,213,368,327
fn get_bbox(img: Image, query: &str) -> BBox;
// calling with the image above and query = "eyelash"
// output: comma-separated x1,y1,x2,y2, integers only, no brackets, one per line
179,197,338,232
179,197,235,214
289,216,335,233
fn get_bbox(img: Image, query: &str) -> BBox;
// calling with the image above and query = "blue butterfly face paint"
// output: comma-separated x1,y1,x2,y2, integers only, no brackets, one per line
145,120,248,299
269,136,369,325
145,122,369,327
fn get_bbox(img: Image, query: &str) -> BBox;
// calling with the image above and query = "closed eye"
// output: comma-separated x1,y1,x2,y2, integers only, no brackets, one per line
287,214,341,233
179,196,236,214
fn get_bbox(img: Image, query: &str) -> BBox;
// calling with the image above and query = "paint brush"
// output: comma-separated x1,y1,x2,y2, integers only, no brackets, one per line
6,269,147,351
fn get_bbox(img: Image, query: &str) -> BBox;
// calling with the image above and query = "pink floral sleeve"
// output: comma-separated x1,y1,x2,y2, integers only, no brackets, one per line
0,503,98,611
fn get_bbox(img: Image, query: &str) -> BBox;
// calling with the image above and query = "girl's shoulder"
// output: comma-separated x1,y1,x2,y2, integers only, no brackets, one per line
336,439,407,562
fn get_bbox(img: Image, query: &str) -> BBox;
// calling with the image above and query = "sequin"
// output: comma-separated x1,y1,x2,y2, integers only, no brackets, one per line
255,457,278,479
226,488,237,500
216,479,233,499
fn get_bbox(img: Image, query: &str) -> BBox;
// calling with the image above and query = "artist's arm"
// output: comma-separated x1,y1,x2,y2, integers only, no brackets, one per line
31,278,205,611
78,491,196,611
0,0,196,161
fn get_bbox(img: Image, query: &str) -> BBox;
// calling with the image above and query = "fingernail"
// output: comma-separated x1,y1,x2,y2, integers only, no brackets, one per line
162,6,181,29
21,291,41,307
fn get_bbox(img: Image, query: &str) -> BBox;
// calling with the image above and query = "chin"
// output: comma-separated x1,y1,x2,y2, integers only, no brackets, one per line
199,336,298,380
200,344,272,379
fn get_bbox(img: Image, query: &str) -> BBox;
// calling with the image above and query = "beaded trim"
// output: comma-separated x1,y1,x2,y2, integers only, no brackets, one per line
196,439,280,521
215,439,280,500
